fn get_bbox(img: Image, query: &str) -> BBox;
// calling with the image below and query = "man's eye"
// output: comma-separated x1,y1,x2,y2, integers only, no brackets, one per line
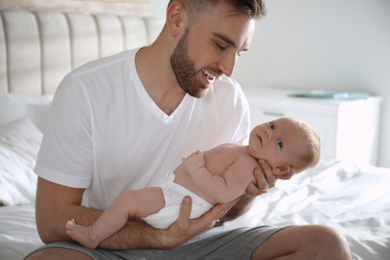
277,139,283,149
270,123,275,130
216,43,227,51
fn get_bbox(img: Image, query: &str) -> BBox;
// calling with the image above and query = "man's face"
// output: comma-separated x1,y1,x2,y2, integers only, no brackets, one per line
170,1,255,98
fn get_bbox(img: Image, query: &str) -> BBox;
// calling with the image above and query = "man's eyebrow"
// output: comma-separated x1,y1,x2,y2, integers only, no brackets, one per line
213,33,249,52
213,33,237,48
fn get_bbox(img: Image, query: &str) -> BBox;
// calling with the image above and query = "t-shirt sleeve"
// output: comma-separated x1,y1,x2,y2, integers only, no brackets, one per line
34,74,93,188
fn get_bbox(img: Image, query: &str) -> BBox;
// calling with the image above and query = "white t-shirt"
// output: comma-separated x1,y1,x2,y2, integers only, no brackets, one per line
35,49,250,211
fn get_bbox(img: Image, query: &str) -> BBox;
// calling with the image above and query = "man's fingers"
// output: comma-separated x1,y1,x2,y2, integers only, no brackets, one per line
259,159,276,188
176,195,235,234
246,181,258,195
250,160,276,196
176,196,192,230
253,167,269,192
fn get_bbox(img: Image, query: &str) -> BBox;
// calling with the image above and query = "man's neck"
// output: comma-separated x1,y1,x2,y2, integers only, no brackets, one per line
135,44,186,116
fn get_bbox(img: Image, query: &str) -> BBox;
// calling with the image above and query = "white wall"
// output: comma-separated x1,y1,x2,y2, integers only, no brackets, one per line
233,0,390,167
151,0,390,167
150,0,168,18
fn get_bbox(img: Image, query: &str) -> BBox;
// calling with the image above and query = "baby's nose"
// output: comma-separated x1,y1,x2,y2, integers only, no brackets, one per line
265,129,272,139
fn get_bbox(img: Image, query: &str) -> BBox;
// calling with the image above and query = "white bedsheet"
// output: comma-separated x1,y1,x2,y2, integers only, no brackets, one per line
0,202,43,260
229,160,390,260
0,160,389,259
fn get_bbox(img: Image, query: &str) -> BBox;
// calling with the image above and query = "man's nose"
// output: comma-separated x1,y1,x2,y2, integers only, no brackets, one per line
219,54,237,77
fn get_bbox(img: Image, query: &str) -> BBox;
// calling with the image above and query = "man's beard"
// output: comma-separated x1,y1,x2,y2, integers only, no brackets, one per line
170,29,210,98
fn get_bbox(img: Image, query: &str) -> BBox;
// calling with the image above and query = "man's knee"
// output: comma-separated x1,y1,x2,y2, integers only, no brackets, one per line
303,225,351,259
25,247,93,260
309,225,347,245
252,225,351,260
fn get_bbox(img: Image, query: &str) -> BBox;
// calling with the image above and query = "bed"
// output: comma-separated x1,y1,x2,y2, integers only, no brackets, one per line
1,9,389,260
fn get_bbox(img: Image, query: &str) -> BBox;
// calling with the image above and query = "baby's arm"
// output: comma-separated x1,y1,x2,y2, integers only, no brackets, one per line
189,155,256,204
181,150,207,173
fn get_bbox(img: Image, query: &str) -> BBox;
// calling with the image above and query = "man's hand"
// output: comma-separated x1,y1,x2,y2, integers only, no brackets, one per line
161,196,239,248
246,159,277,197
220,159,276,222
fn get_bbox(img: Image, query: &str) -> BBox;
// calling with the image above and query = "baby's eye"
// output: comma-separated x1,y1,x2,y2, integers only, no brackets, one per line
270,123,275,130
277,139,283,149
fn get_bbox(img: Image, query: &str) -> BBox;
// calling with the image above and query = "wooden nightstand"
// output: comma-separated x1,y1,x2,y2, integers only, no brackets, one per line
244,88,382,166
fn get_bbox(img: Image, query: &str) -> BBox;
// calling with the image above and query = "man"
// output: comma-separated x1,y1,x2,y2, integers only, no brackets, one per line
27,1,352,259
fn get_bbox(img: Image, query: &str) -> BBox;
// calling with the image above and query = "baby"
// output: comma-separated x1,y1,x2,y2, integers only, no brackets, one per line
65,117,320,249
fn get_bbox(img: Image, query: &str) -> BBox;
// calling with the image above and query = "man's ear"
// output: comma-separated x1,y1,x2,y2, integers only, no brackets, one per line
166,1,186,37
273,165,295,180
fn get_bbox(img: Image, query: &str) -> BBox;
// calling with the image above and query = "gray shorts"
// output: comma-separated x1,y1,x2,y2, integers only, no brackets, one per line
25,224,286,260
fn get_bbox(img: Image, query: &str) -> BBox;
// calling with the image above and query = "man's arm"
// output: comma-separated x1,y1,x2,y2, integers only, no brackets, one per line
35,177,233,250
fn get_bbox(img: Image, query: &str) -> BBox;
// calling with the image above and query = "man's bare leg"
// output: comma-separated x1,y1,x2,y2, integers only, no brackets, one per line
251,225,351,260
26,248,93,260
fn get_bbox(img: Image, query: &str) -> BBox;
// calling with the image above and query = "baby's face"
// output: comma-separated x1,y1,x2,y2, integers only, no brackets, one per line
248,118,305,169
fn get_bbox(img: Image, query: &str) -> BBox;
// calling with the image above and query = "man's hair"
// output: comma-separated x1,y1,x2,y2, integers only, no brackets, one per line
168,0,266,25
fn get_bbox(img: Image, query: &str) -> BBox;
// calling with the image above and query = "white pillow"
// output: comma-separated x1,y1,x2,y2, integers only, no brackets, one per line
0,93,53,132
0,118,43,206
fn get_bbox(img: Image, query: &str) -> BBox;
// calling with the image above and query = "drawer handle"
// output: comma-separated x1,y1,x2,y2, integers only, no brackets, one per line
263,111,285,117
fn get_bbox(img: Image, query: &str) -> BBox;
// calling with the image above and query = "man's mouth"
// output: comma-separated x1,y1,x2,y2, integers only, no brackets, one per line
201,69,216,81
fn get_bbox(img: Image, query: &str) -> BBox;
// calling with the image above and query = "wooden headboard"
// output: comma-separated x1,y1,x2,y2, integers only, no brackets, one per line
0,9,164,95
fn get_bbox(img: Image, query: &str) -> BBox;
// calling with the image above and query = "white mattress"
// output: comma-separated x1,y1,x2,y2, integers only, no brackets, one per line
0,160,389,259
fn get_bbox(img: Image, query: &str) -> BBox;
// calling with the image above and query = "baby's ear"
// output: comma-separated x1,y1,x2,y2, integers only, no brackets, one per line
273,165,295,180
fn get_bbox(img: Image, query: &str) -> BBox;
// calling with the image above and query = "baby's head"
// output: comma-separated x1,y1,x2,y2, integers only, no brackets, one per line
248,117,320,179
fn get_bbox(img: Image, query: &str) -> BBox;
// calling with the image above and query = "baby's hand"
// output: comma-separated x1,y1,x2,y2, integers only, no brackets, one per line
181,150,205,172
